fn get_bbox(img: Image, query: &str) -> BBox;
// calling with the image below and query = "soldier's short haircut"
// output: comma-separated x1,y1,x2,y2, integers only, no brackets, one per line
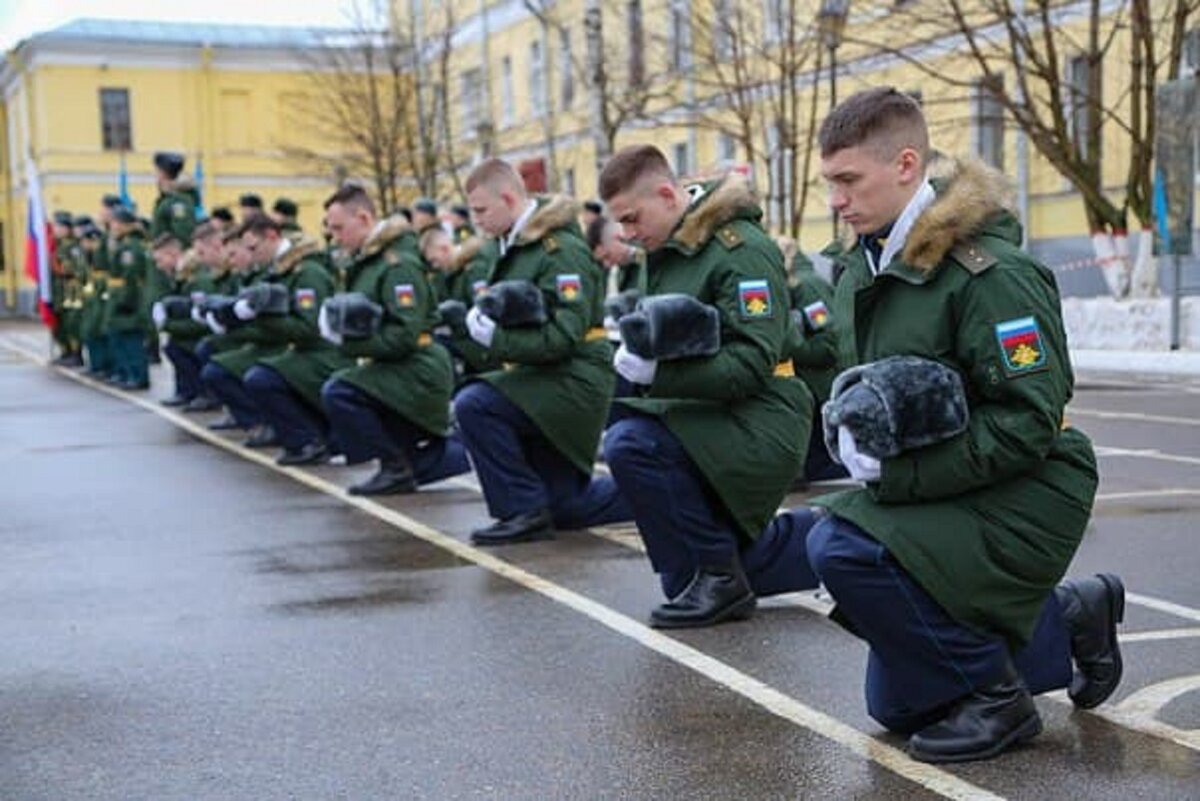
419,226,451,255
465,159,525,196
818,87,929,162
323,183,376,216
193,220,221,241
598,145,676,202
240,212,282,237
221,227,244,244
585,215,610,250
152,232,182,251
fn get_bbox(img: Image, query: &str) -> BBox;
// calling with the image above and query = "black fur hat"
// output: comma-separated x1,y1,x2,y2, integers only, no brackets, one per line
161,295,194,320
153,151,185,178
603,289,641,322
437,299,468,332
237,283,292,316
323,292,383,340
477,280,547,327
619,294,721,361
206,295,244,329
823,355,970,461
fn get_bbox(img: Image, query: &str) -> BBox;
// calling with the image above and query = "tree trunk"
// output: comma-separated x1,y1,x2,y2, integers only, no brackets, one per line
584,0,610,176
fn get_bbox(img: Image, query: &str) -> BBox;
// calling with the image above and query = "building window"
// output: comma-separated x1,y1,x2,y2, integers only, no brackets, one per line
628,1,645,87
712,0,733,60
1183,27,1200,75
559,29,574,110
973,76,1004,170
672,142,690,177
1067,54,1099,160
718,132,738,163
763,0,782,44
99,88,132,151
668,1,690,72
500,56,514,127
461,68,483,136
530,41,546,118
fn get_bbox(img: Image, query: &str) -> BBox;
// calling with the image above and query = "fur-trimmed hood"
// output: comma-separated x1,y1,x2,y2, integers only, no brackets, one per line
451,235,485,271
514,195,579,245
275,235,324,274
360,215,414,259
177,248,200,279
841,159,1017,273
671,173,760,253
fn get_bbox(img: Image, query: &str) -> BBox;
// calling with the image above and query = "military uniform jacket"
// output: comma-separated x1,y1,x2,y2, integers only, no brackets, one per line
210,265,287,377
194,265,243,355
442,236,499,375
162,253,217,348
254,237,351,407
331,216,455,436
105,230,150,334
80,245,107,340
151,178,198,245
474,196,615,476
617,177,812,542
786,257,838,405
813,161,1098,648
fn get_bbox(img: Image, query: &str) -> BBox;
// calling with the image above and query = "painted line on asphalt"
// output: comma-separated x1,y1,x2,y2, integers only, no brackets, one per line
1119,628,1200,643
2,341,1005,801
1094,446,1200,468
1094,489,1200,502
1127,592,1200,625
1071,408,1200,428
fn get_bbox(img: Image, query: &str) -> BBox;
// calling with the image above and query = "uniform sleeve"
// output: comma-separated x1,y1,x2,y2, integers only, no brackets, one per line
341,254,432,360
488,239,598,365
650,239,787,401
874,259,1071,503
255,260,334,346
787,280,838,370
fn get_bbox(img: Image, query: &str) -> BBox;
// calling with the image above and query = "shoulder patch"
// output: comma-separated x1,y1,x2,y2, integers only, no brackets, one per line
717,226,744,250
393,283,415,308
295,288,317,310
556,273,582,302
171,202,188,220
995,316,1048,376
802,300,830,330
950,242,998,275
737,279,773,319
543,235,559,254
120,250,135,267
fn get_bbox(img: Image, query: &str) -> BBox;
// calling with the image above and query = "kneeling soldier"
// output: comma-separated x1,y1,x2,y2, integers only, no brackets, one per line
239,214,346,465
766,88,1124,763
151,232,214,406
318,185,470,495
419,226,498,380
597,146,813,628
452,159,631,544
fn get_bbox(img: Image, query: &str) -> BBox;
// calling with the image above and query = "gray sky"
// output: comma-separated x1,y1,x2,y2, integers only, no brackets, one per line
0,0,354,52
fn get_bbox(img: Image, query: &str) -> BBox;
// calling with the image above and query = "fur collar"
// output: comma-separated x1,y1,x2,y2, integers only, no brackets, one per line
839,159,1016,272
514,195,578,245
451,236,485,271
360,215,413,259
275,235,323,274
672,173,759,252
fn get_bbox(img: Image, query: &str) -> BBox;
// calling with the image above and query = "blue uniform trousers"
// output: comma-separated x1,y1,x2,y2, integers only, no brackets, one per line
244,365,329,451
604,415,820,599
785,511,1073,734
321,378,469,484
110,330,148,385
85,334,113,376
201,362,261,428
804,414,848,482
453,381,632,528
163,340,204,400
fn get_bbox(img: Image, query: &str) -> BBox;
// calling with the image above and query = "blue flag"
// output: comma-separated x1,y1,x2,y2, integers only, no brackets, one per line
118,151,134,211
193,155,206,219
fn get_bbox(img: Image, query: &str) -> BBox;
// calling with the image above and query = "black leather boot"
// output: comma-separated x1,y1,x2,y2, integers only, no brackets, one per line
1055,573,1125,709
470,510,554,545
183,396,221,413
207,414,243,431
243,425,280,448
161,394,192,407
649,563,756,629
907,664,1041,763
348,459,418,496
276,441,331,467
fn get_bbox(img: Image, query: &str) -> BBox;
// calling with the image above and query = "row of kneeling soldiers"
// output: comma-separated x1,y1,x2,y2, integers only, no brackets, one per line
49,89,1127,767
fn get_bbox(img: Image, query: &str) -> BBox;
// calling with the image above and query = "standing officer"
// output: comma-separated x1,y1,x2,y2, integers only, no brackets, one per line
151,151,197,246
238,194,264,224
104,207,151,390
596,146,812,628
452,159,630,544
411,198,442,237
272,198,302,233
240,215,347,465
318,185,470,495
764,87,1124,763
449,204,474,243
50,211,85,366
78,222,111,377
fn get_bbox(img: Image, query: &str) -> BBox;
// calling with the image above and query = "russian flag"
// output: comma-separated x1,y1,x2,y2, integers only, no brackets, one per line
996,316,1039,349
23,159,55,328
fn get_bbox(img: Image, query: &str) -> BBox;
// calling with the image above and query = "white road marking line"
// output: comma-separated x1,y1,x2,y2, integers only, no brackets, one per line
1070,408,1200,428
1043,688,1200,753
1095,489,1200,502
1119,628,1200,643
3,342,1006,801
1127,592,1200,624
1094,446,1200,468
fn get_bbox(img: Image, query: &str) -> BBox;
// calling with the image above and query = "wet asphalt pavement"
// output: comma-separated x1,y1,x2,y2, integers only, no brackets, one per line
1,324,1197,800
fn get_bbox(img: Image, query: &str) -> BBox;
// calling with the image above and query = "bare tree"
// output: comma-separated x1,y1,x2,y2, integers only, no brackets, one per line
850,0,1200,298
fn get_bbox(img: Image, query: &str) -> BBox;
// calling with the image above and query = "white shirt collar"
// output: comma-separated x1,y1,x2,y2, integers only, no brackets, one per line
274,237,292,260
870,179,936,275
501,200,539,255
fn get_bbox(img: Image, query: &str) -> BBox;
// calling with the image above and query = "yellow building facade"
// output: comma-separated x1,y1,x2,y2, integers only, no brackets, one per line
0,19,355,312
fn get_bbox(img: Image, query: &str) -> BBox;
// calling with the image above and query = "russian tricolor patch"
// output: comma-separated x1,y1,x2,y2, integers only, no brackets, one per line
995,316,1047,374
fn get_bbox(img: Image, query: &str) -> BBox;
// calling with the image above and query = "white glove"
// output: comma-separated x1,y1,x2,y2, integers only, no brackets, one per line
151,301,167,330
466,306,497,347
191,305,205,325
838,426,882,483
613,344,657,385
205,310,227,336
233,298,258,321
318,303,343,346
